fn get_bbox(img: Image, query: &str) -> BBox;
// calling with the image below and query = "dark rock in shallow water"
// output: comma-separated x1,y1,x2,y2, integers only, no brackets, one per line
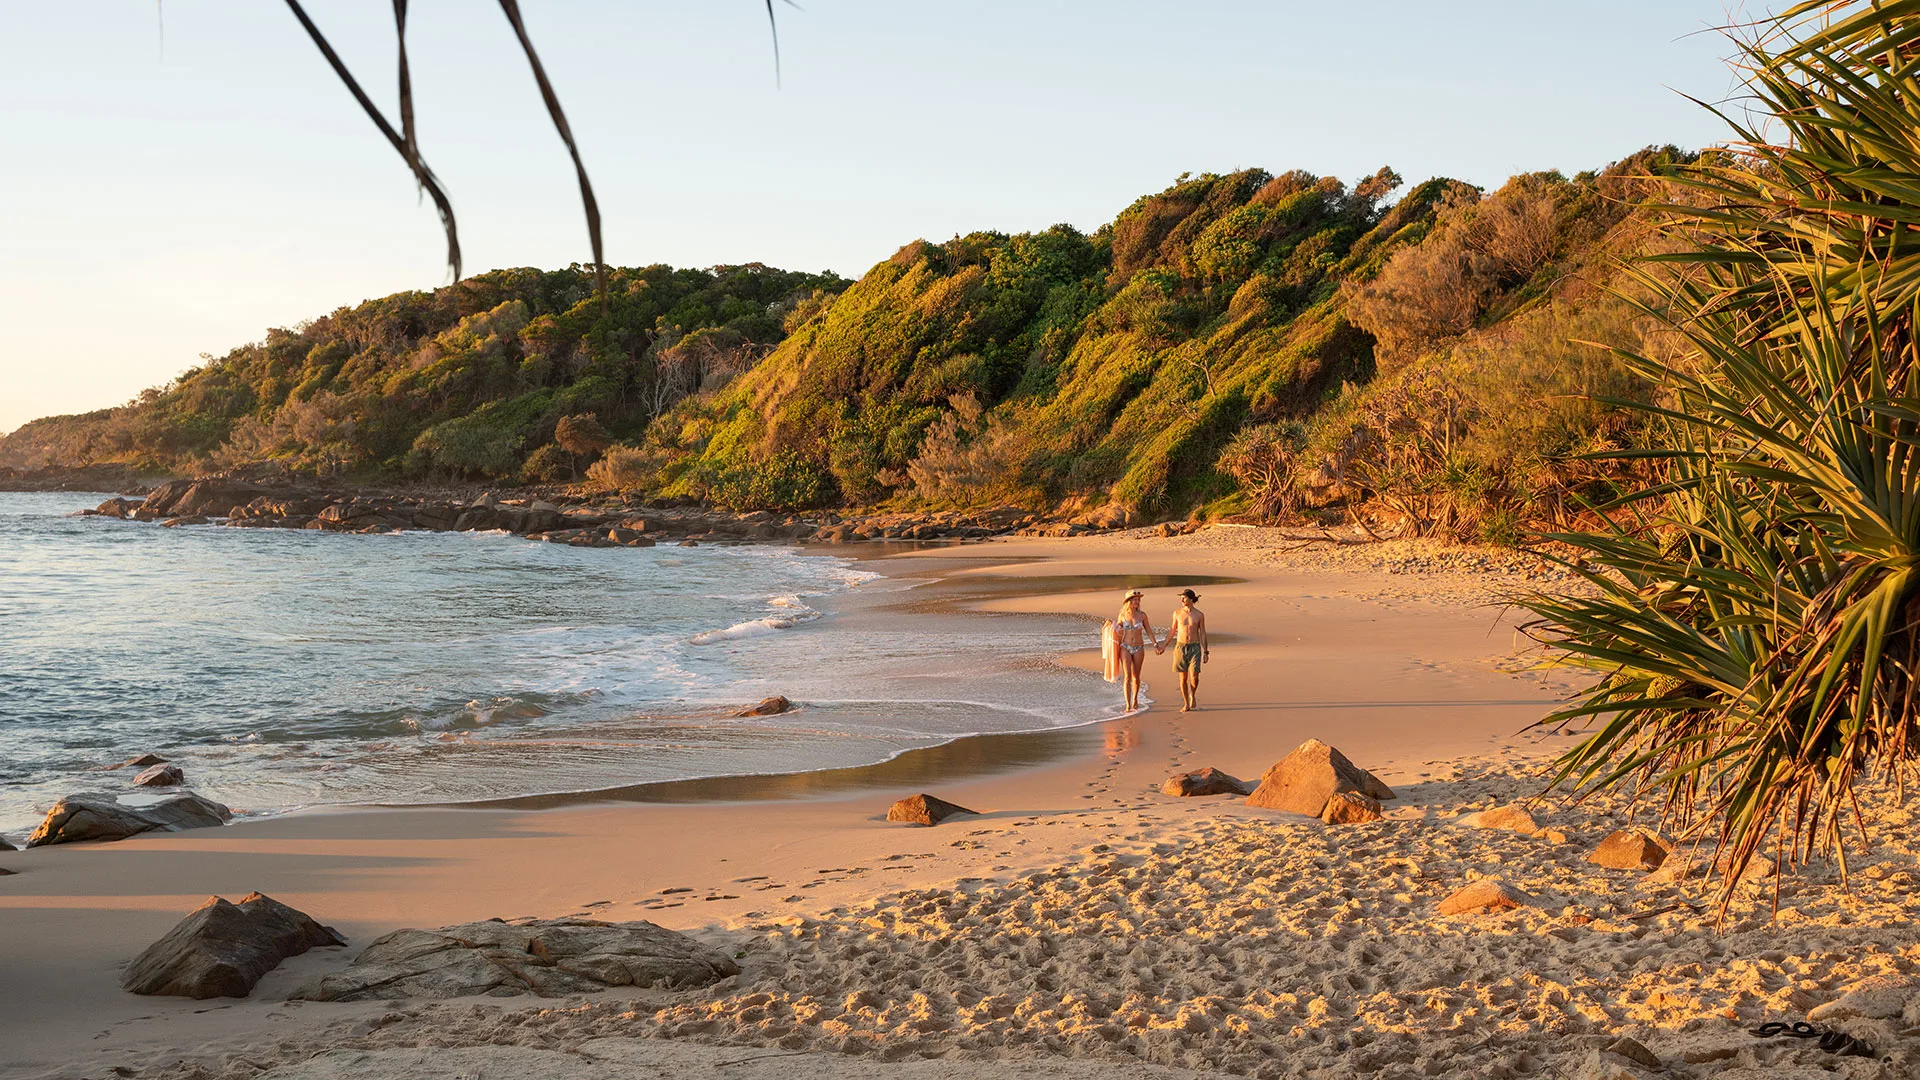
886,794,978,826
132,764,185,788
26,793,232,847
292,917,738,1001
734,696,793,717
120,753,169,769
0,837,15,851
122,892,346,998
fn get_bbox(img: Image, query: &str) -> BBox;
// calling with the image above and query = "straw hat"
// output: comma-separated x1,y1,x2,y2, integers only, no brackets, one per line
1122,588,1144,600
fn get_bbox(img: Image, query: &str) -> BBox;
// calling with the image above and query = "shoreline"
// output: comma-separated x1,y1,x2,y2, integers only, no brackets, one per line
6,529,1795,1080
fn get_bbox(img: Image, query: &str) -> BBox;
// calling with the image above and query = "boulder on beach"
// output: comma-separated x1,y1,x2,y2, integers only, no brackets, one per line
1436,878,1533,916
1244,739,1394,817
735,696,794,717
293,917,738,1002
1159,767,1251,798
1320,791,1383,824
122,892,346,998
1589,829,1668,871
132,763,185,788
886,794,978,826
26,792,232,847
0,836,15,851
1457,803,1540,835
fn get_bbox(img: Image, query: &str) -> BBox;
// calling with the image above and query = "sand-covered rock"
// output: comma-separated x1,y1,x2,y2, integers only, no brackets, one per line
133,763,185,787
886,793,978,826
1244,738,1393,816
1436,877,1532,915
26,792,231,846
1589,829,1668,871
1159,767,1250,797
1320,791,1382,824
292,918,738,1002
122,893,346,998
1808,975,1920,1022
1458,803,1539,834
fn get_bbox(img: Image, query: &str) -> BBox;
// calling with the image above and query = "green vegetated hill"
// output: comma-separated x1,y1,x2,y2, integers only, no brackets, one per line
2,149,1692,537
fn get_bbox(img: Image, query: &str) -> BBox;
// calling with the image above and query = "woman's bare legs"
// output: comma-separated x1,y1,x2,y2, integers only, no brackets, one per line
1122,650,1144,711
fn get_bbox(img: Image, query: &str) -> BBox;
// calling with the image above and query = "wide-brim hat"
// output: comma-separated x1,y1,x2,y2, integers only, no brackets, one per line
1179,588,1200,601
1122,589,1144,600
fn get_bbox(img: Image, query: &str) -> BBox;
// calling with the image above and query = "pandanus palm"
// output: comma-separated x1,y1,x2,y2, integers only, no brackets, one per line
1525,1,1920,906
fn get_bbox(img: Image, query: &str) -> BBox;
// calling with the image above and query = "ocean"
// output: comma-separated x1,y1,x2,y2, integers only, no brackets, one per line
0,491,1120,836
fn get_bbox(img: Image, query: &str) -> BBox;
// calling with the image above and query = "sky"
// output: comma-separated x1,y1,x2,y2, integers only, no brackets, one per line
0,1,1755,435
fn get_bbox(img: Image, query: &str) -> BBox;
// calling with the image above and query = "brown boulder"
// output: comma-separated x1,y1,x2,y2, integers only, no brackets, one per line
121,892,346,998
886,794,978,826
133,764,185,788
1160,767,1251,797
1320,791,1383,824
1244,739,1394,817
1589,829,1668,872
1457,803,1540,835
734,696,793,717
120,753,168,769
1436,878,1533,916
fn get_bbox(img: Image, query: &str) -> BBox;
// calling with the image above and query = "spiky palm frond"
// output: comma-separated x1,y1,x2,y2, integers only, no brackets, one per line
1527,4,1920,909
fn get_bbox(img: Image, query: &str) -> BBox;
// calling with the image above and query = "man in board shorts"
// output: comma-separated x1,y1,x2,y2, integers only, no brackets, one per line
1168,588,1209,711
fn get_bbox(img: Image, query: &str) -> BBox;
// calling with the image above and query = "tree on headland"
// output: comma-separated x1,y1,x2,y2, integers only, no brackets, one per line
554,413,612,476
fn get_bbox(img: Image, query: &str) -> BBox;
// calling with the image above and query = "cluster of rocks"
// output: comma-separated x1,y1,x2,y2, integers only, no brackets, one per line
115,893,739,1003
78,477,1102,545
1158,740,1395,824
25,792,231,846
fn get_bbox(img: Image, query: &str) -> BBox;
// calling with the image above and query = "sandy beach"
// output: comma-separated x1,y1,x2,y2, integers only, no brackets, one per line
3,529,1915,1080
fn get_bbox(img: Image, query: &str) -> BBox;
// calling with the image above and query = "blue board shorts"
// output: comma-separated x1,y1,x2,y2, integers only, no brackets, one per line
1174,642,1203,673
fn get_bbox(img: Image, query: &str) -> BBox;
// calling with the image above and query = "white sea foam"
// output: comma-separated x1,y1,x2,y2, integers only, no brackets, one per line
691,617,796,644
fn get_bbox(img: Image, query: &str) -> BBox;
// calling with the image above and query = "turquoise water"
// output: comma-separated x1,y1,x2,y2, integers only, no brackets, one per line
0,492,1116,835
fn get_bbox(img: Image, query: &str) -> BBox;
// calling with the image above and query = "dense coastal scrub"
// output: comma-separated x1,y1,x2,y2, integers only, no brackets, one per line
0,264,847,482
2,156,1691,533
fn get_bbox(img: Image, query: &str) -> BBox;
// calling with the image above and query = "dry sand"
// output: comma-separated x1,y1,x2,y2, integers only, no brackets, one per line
1,528,1913,1080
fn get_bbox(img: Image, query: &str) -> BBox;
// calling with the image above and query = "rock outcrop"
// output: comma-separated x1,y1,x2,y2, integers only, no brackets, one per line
1244,739,1394,817
1457,803,1540,835
735,696,793,717
119,753,168,768
1436,878,1533,916
1159,768,1251,797
121,892,347,998
1588,829,1668,871
132,763,185,787
26,792,232,847
886,794,978,826
292,917,738,1001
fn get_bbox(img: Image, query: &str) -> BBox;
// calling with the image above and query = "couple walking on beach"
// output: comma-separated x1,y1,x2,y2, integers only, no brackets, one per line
1103,588,1208,713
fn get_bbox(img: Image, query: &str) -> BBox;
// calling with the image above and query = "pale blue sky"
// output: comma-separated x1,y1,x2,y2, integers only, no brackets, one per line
0,1,1752,434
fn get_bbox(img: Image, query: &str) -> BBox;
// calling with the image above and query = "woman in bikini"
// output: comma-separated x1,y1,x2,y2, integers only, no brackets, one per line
1111,589,1159,712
